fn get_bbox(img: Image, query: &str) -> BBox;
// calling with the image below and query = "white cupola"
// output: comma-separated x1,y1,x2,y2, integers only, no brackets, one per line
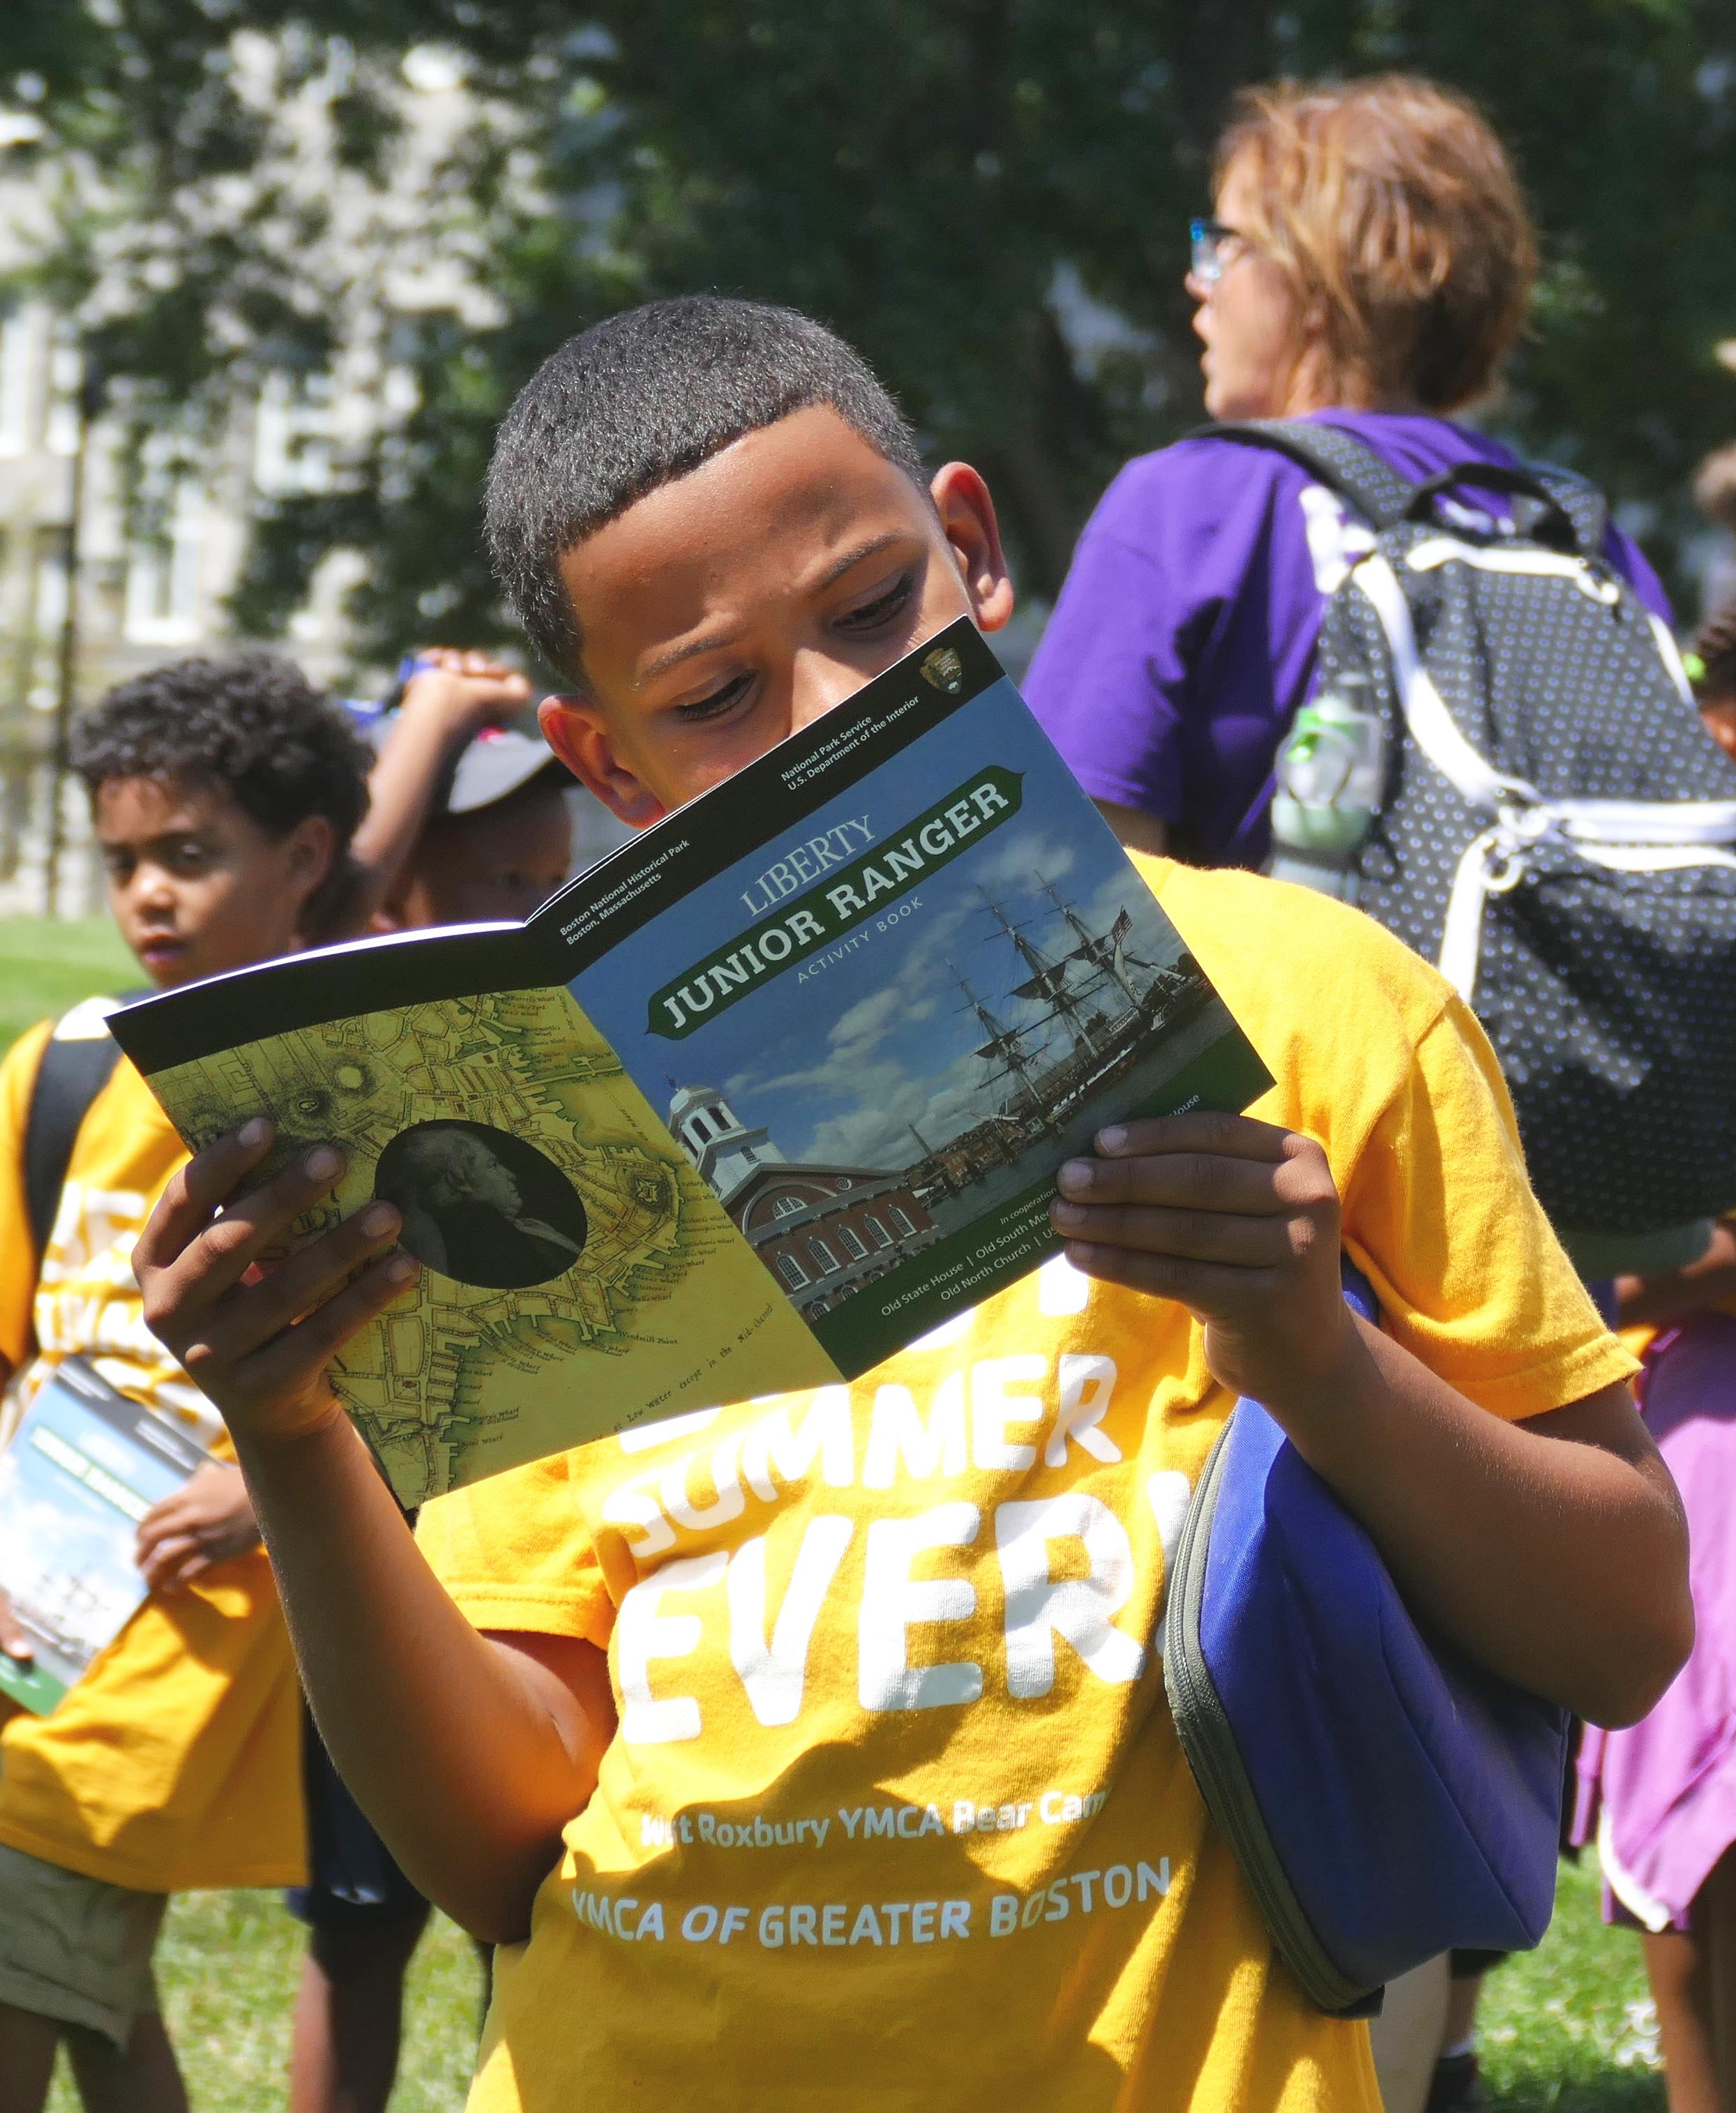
666,1083,785,1202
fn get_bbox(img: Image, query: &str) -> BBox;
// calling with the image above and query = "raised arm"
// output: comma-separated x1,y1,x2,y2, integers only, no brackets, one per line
133,1122,610,1941
344,650,534,932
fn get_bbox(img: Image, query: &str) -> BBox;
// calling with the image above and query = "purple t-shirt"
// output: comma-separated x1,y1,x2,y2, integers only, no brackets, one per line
1024,411,1672,868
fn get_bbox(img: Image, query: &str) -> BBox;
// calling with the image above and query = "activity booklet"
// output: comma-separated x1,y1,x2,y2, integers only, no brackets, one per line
111,620,1273,1505
0,1358,206,1713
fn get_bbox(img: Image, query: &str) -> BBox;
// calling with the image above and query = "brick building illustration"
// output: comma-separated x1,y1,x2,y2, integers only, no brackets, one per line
665,1083,937,1316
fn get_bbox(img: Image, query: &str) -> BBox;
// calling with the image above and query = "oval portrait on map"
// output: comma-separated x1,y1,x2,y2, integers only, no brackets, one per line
374,1120,588,1290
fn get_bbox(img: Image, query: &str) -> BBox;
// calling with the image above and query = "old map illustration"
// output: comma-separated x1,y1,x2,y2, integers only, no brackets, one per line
149,987,838,1503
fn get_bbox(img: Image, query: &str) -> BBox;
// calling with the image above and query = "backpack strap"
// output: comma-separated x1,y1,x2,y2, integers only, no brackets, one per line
24,998,128,1268
1194,419,1421,529
1200,420,1603,554
1520,463,1610,559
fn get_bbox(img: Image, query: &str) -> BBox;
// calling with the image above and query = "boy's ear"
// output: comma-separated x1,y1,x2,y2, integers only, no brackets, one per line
930,462,1015,635
285,813,337,896
538,696,666,829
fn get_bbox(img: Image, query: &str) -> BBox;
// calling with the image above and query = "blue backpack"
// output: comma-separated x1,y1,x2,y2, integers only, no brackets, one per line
1163,1267,1568,2015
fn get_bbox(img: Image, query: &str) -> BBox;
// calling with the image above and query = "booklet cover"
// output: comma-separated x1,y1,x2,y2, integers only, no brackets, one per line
0,1358,207,1713
112,620,1272,1505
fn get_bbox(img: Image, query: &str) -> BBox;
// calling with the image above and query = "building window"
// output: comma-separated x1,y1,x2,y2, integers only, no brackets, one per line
20,529,68,712
837,1224,867,1261
772,1194,804,1219
0,304,38,457
889,1205,917,1238
864,1215,891,1247
124,451,205,646
776,1253,809,1290
253,369,334,496
808,1237,840,1274
44,329,81,456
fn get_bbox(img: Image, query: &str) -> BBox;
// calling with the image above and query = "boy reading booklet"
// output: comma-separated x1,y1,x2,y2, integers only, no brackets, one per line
0,653,369,2113
133,299,1692,2113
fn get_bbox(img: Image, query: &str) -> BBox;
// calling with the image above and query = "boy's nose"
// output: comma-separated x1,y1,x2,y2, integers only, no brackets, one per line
790,653,883,732
130,868,178,913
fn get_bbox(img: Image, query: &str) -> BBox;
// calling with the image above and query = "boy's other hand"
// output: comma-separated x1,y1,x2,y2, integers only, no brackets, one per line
136,1461,261,1592
400,648,533,739
1051,1111,1357,1411
136,1116,419,1452
0,1588,32,1664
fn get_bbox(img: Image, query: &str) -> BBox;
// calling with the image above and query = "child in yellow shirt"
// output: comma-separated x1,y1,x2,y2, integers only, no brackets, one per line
0,654,369,2113
131,299,1692,2113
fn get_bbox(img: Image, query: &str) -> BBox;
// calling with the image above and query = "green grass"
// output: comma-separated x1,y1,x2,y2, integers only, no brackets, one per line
45,1895,483,2110
1480,1859,1663,2110
0,916,137,1053
3,921,1669,2106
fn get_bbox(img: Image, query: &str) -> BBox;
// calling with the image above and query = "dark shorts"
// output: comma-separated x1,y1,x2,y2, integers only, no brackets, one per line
285,1703,428,1934
1448,1948,1510,1978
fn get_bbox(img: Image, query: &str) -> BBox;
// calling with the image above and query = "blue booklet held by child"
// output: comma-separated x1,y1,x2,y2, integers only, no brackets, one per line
110,622,1272,1504
0,1358,207,1713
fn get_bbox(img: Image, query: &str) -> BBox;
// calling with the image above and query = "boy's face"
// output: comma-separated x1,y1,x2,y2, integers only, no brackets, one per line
94,775,335,988
538,404,1014,827
389,778,574,931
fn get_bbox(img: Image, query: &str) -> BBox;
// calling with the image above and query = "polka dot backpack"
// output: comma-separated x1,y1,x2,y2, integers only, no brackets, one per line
1211,420,1736,1277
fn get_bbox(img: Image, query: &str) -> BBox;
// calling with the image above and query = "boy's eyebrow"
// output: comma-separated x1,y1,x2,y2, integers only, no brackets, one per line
642,629,746,682
98,825,217,852
637,530,912,682
812,528,907,589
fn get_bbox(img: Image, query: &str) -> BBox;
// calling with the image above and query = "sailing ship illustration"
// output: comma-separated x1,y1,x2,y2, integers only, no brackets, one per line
665,881,1208,1312
946,880,1207,1143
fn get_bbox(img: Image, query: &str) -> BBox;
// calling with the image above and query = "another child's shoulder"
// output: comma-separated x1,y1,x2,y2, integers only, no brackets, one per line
0,1015,57,1111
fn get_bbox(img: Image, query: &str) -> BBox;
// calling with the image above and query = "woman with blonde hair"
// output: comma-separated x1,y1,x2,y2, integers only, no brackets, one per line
1029,73,1681,2113
1026,73,1670,867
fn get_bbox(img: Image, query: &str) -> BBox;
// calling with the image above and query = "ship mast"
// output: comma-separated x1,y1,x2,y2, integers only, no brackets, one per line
951,962,1050,1112
1034,875,1143,1011
978,888,1104,1056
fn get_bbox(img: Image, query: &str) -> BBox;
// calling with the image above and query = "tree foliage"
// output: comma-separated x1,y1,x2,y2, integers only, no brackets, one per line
4,0,1733,670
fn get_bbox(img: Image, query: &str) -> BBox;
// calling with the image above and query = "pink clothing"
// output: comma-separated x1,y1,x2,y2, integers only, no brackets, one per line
1573,1314,1736,1928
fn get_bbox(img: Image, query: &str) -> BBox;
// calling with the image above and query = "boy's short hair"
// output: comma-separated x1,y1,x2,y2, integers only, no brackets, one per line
1216,74,1537,412
72,650,370,928
485,296,928,683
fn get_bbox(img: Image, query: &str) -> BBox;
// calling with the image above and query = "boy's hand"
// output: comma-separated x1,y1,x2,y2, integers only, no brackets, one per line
136,1117,418,1452
1050,1111,1357,1412
399,649,532,739
136,1461,262,1592
0,1588,31,1664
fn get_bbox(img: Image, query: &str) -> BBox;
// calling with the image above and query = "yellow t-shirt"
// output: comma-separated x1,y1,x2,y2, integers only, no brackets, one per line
418,862,1637,2113
0,1012,305,1892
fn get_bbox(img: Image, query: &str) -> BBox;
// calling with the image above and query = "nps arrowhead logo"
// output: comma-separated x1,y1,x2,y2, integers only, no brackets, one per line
920,645,965,695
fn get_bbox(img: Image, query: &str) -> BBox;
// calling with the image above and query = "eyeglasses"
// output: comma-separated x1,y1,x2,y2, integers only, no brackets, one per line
1189,218,1249,287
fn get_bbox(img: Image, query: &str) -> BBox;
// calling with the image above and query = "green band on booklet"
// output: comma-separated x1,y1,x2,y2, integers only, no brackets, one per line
0,1656,68,1715
648,768,1023,1039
